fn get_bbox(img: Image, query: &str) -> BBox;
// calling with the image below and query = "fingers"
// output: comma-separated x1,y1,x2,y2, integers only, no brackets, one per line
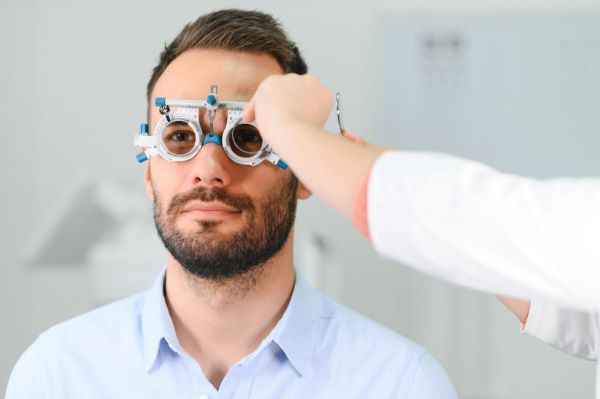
242,96,256,123
342,130,367,145
244,73,335,133
342,130,357,140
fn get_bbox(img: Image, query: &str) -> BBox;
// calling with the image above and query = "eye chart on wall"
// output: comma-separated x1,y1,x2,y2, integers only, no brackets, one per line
380,17,600,178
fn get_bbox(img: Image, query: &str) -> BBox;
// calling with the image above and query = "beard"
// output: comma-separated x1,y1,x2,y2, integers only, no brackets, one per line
153,175,298,282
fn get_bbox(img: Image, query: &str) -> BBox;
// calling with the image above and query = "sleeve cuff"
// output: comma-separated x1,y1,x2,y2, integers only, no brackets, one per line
521,300,545,335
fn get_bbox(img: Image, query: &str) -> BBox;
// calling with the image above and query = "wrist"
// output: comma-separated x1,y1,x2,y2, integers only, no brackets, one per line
262,117,316,145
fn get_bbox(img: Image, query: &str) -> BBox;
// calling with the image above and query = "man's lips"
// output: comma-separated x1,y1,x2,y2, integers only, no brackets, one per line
180,201,242,217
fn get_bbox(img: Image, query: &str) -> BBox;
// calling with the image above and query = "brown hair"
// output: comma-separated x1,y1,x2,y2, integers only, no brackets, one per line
146,9,308,102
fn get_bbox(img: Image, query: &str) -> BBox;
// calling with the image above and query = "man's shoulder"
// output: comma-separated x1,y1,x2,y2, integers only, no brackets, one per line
318,292,427,359
43,291,147,343
6,292,149,398
21,290,148,366
312,292,457,397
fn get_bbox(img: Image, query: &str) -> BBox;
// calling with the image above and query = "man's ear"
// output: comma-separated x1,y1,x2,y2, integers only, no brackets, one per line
296,180,312,200
144,162,154,201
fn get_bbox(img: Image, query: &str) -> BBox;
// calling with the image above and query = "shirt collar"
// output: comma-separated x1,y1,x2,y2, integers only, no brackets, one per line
141,267,179,373
140,268,325,376
270,273,326,376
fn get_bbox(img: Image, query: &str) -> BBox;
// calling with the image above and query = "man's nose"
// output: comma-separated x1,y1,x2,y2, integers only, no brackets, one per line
188,110,233,187
189,138,233,187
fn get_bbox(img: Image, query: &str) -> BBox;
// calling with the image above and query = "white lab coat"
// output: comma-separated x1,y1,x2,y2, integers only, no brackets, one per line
524,302,599,361
368,151,600,311
367,151,600,394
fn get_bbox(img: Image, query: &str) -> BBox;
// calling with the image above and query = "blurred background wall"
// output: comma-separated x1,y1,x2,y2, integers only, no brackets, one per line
2,0,600,397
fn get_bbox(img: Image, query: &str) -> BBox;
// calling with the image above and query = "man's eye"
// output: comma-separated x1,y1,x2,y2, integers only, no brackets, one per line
170,131,195,142
236,131,261,144
229,125,263,157
162,124,197,155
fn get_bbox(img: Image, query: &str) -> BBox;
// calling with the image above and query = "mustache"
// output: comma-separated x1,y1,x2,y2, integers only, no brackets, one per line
167,186,254,216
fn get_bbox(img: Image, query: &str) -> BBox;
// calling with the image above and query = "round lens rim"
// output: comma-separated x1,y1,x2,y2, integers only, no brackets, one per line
156,116,202,162
222,118,268,166
230,124,263,156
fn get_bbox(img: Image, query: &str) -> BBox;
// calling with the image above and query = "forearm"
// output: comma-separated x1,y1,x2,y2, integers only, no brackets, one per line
270,119,387,219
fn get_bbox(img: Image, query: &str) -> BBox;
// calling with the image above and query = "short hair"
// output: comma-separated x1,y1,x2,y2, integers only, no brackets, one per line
146,9,308,102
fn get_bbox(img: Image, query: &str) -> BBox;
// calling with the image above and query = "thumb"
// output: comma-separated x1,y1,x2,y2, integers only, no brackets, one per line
243,96,257,123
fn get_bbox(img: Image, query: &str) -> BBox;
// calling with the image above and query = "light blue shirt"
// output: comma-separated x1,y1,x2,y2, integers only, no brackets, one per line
6,269,456,398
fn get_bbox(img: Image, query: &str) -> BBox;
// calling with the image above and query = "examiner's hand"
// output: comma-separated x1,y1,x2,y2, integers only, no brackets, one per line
243,74,334,141
341,130,367,145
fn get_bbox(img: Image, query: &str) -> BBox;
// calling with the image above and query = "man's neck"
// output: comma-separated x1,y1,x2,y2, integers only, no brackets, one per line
164,240,295,389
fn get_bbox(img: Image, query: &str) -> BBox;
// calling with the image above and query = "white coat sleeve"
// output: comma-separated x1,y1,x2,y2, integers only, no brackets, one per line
368,151,600,311
522,301,599,360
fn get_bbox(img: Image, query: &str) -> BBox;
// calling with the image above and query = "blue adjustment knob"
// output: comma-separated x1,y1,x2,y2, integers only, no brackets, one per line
155,97,166,107
136,152,148,163
139,123,149,134
207,93,217,106
277,160,288,170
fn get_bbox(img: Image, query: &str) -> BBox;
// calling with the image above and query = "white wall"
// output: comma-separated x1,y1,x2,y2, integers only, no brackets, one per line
2,0,599,397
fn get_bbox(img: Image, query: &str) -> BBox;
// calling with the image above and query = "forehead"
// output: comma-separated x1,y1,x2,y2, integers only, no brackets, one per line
150,48,283,122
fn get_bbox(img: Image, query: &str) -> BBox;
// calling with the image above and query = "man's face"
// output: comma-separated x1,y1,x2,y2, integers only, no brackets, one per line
146,48,309,281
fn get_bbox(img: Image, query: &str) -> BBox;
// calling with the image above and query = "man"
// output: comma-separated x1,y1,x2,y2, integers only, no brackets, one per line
6,9,456,398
